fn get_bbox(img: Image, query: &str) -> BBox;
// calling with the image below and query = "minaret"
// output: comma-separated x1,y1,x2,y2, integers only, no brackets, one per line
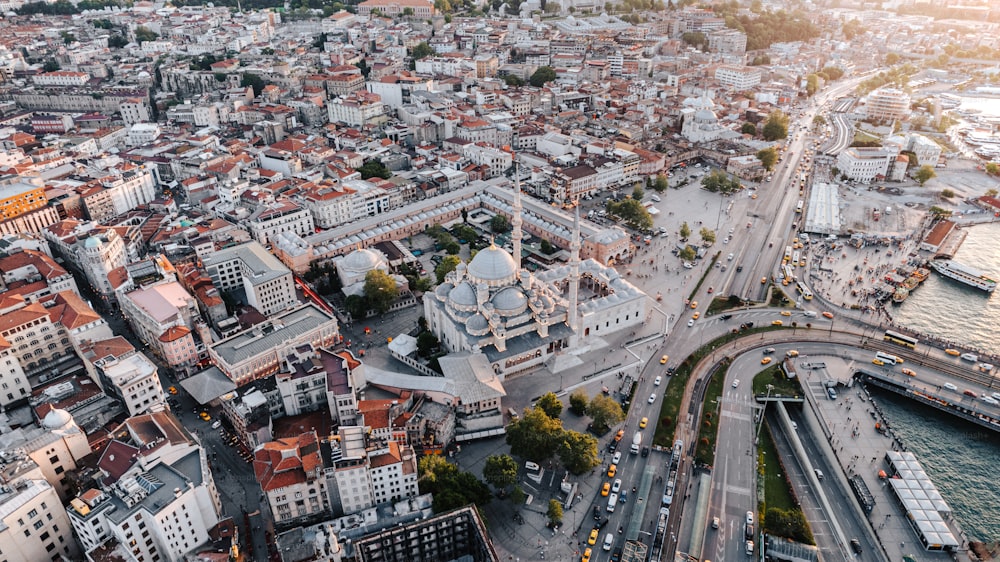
567,200,581,342
511,163,523,275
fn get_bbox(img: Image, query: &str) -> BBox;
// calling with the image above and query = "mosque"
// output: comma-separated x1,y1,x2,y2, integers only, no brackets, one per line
422,181,649,378
680,91,741,144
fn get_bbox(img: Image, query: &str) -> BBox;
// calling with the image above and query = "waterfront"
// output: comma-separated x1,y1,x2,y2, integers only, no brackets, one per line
894,222,1000,355
870,387,1000,543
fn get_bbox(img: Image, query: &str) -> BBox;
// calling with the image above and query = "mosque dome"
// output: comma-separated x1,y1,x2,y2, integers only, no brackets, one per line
42,408,74,431
467,244,517,285
694,108,718,123
491,287,528,315
448,282,478,309
340,248,383,273
466,314,490,336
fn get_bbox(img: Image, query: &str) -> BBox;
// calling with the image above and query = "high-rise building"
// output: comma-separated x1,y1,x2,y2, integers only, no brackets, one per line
864,88,911,122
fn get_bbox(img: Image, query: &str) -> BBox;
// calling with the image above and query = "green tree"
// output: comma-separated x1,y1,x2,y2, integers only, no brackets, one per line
42,59,61,72
240,72,266,97
529,66,557,87
632,185,644,201
547,499,563,526
820,66,844,80
679,246,697,261
357,159,392,180
490,214,510,233
756,147,778,171
605,199,653,231
762,110,789,141
435,255,462,283
108,34,128,48
261,47,275,55
653,174,669,192
510,485,526,504
453,224,477,243
411,41,434,60
812,114,827,126
699,227,716,245
985,163,999,177
506,407,563,462
482,454,518,490
60,31,76,44
540,239,556,254
681,31,707,49
940,188,955,198
504,74,524,87
701,170,741,194
741,122,757,136
928,206,952,218
557,430,600,475
914,165,936,186
588,394,625,432
986,187,999,197
569,390,589,415
133,25,158,44
679,221,691,239
418,456,491,513
536,392,563,419
805,74,819,96
885,52,900,65
416,331,439,358
345,294,368,320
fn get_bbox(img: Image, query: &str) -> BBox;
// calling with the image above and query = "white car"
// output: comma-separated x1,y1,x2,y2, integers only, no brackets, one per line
732,379,740,388
746,511,754,526
687,319,695,327
648,393,657,404
612,478,622,493
612,452,622,465
654,376,662,386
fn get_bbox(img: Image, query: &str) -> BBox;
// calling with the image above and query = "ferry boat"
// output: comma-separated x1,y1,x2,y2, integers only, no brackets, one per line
892,287,909,304
930,260,998,293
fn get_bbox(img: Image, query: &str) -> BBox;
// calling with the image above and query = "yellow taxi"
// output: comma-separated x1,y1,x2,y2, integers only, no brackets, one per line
872,358,885,366
608,464,617,478
822,311,834,319
588,529,599,545
771,320,784,326
690,301,698,309
799,260,807,267
761,357,773,365
902,368,917,377
582,547,592,562
780,311,792,316
751,193,758,199
693,312,700,320
639,417,648,429
945,348,961,356
199,412,212,421
786,350,799,357
168,386,178,395
761,277,768,284
601,482,610,496
660,355,669,365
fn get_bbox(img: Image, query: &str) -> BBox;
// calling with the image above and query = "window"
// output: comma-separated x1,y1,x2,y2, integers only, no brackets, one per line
33,520,43,530
28,509,37,518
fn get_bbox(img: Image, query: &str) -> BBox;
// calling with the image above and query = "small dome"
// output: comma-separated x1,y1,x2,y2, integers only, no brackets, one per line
43,408,73,430
694,108,717,123
466,314,489,336
448,282,477,307
467,244,517,284
341,248,383,273
491,287,527,314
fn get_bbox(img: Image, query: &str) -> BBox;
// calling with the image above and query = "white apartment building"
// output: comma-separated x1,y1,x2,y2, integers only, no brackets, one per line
864,88,911,122
708,29,747,54
209,303,340,386
327,91,387,127
0,473,79,562
119,282,199,355
301,184,354,228
0,339,29,407
101,164,158,215
836,146,897,183
0,295,73,376
127,123,162,146
119,99,152,126
275,346,360,422
246,199,315,248
368,441,418,505
254,432,330,526
31,71,90,86
714,65,762,91
202,241,297,317
324,426,417,517
95,351,163,416
366,75,434,110
461,143,513,178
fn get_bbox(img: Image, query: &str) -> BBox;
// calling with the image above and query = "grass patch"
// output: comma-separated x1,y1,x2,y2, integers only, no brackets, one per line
694,358,730,466
852,130,880,145
752,365,804,399
706,294,744,316
652,325,785,447
768,285,793,308
758,424,797,513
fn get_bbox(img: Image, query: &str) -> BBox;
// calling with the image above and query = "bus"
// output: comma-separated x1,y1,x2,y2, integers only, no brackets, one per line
796,200,804,213
883,330,918,349
783,246,793,263
796,281,813,300
792,251,801,267
875,351,899,365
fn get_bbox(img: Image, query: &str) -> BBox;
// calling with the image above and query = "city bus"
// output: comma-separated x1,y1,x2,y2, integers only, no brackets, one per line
796,281,813,300
875,351,899,366
796,200,804,213
883,330,918,349
792,251,801,267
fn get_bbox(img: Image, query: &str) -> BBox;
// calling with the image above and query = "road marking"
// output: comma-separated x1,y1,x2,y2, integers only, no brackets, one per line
720,410,753,422
725,485,752,496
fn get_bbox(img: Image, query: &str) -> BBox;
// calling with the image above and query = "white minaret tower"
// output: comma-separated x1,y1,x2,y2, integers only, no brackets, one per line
511,163,524,275
567,199,581,341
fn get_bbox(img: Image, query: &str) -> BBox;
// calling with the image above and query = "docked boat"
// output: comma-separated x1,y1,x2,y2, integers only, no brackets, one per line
892,287,909,304
930,260,998,293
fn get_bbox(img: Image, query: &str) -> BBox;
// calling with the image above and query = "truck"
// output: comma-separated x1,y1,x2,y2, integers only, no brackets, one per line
630,431,642,454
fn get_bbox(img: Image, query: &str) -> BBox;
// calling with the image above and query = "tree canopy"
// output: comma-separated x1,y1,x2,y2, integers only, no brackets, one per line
435,255,462,283
557,430,600,474
482,454,518,490
535,392,563,419
529,66,557,87
605,199,653,231
506,407,563,462
357,159,392,180
756,147,778,171
587,394,625,432
741,122,757,136
762,110,789,141
914,165,936,186
411,41,434,60
701,170,742,194
679,222,691,239
363,270,398,314
418,456,491,513
699,227,716,245
653,174,670,192
490,214,510,233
